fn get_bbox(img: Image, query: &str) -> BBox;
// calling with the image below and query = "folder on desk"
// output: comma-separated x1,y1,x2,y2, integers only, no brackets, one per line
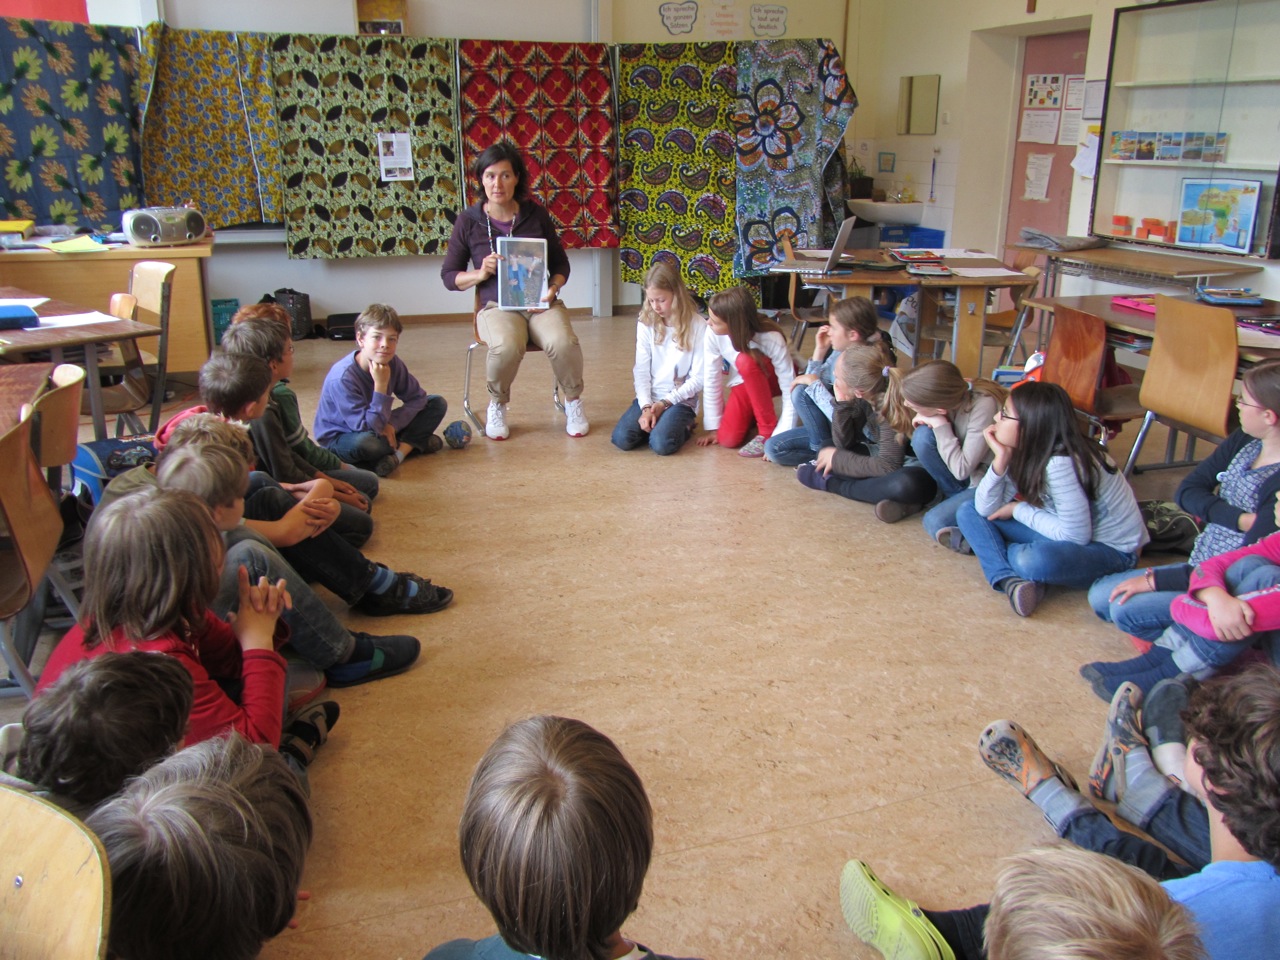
0,304,39,329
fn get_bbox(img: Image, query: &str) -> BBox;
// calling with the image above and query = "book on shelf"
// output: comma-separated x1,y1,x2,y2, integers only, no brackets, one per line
1112,295,1157,314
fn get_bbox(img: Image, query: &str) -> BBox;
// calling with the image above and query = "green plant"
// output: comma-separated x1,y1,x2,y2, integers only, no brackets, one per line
849,155,867,179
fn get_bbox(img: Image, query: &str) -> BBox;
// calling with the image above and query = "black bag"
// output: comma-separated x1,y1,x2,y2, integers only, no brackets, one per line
272,287,313,340
1139,500,1201,556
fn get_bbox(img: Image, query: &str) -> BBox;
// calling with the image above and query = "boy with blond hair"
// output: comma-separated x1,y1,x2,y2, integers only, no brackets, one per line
314,303,447,476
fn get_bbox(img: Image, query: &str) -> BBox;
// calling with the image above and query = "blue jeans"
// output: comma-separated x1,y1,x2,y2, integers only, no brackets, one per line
922,487,976,541
327,395,447,468
247,469,370,549
217,529,353,669
1088,567,1182,641
1159,554,1280,673
765,386,833,466
325,467,380,502
911,424,969,497
956,502,1137,589
610,399,697,455
1059,789,1210,880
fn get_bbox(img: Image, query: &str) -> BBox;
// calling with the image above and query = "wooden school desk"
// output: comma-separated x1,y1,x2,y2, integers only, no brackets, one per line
0,363,53,432
1009,244,1263,298
0,287,158,440
1024,294,1280,365
774,249,1036,378
0,238,212,373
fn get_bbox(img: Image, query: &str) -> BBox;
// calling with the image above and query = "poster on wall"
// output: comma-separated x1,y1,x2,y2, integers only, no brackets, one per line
1019,110,1059,144
377,133,414,181
1024,73,1063,108
1177,178,1260,254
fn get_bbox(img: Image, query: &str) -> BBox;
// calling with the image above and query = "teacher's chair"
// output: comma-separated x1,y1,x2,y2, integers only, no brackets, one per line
462,289,563,435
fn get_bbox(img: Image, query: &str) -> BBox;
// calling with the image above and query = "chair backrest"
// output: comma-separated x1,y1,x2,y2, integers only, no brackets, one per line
0,785,110,959
29,363,86,473
0,415,63,620
129,260,175,330
108,292,136,322
1041,304,1107,415
1013,265,1042,309
1141,295,1238,437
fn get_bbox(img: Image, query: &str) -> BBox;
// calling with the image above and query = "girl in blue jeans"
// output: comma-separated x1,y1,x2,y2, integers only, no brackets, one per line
763,296,888,466
882,359,1005,544
610,261,706,456
946,381,1148,617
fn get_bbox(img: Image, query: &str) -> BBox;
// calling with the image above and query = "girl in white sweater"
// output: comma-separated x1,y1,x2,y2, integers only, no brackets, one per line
696,286,794,457
610,262,706,455
947,381,1148,617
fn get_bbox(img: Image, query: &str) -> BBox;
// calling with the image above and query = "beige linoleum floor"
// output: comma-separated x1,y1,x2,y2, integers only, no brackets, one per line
6,314,1190,959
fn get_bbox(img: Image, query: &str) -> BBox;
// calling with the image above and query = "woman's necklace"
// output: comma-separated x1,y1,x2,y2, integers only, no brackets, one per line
484,202,516,255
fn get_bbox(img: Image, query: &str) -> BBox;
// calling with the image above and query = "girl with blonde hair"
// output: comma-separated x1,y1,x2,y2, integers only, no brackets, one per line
610,261,706,455
796,341,935,520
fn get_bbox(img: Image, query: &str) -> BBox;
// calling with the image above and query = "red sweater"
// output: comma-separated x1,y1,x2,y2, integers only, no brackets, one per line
1171,531,1280,640
36,612,287,747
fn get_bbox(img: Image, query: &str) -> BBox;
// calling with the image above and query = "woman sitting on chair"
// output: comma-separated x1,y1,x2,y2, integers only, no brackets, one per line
441,141,588,441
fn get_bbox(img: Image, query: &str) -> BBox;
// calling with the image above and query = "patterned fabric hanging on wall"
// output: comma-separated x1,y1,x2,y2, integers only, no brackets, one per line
733,38,856,277
137,25,281,227
616,42,739,299
0,17,142,230
457,40,618,249
271,34,461,259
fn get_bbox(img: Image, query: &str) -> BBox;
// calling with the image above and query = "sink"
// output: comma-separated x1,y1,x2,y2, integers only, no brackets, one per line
847,199,924,226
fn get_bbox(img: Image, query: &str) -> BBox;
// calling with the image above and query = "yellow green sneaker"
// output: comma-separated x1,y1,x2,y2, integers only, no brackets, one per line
839,860,955,960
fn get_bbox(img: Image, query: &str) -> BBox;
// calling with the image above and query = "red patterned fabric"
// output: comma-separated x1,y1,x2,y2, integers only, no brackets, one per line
458,40,619,249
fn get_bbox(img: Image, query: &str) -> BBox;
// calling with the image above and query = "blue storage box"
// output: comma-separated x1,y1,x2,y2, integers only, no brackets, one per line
909,227,946,247
878,224,912,245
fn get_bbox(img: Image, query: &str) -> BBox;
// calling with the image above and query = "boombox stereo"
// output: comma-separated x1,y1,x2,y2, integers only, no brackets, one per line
121,206,207,247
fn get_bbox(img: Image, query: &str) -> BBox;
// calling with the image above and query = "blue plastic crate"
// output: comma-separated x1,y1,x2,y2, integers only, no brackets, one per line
879,224,912,245
909,227,946,248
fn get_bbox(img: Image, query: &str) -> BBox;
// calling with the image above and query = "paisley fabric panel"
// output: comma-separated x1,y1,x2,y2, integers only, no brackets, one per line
733,38,856,277
616,42,740,299
272,33,461,260
140,26,281,227
458,40,618,249
0,17,142,230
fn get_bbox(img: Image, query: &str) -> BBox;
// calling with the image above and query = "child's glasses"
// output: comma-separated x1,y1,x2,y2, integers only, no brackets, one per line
996,407,1019,421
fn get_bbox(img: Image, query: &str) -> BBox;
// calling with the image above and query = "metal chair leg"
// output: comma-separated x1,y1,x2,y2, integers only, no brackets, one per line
0,620,37,699
1123,411,1156,477
462,341,485,433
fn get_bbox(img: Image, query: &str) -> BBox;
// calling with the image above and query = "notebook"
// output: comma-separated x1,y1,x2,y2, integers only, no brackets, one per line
771,217,860,275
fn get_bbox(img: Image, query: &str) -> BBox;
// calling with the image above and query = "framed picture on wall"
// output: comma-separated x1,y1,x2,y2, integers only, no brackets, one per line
1177,178,1261,254
496,237,548,311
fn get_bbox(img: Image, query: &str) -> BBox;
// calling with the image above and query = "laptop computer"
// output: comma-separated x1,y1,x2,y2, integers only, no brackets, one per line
772,216,861,276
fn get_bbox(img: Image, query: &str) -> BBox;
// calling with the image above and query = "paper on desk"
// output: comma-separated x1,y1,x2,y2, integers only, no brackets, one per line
950,267,1030,278
0,297,48,308
934,249,996,259
35,235,108,253
36,311,118,328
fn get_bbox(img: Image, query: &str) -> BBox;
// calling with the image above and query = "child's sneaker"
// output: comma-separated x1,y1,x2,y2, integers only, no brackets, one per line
486,400,509,440
564,398,589,437
1004,577,1046,617
325,632,420,688
933,526,971,554
1144,676,1192,788
875,499,922,524
356,573,454,616
839,860,954,960
738,435,767,458
796,461,829,491
374,453,399,477
1088,682,1146,804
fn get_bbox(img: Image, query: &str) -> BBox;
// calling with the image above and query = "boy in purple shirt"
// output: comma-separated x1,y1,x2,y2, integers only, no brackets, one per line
314,304,447,477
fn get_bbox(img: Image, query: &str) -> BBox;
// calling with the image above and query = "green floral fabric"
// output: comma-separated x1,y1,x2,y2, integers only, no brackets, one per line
0,17,142,230
271,33,461,259
138,25,280,227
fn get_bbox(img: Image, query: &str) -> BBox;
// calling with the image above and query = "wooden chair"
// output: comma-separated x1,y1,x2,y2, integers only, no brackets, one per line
0,785,111,959
462,289,563,434
1121,295,1239,476
85,261,176,436
778,235,829,350
1040,304,1142,440
0,413,64,697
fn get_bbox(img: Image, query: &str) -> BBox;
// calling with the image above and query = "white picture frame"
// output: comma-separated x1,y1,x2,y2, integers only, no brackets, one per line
496,236,549,311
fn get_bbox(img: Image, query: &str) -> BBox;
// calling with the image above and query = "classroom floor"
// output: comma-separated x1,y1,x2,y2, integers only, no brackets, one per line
4,314,1190,959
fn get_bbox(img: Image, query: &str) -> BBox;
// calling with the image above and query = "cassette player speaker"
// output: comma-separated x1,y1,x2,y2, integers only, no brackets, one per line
122,206,207,247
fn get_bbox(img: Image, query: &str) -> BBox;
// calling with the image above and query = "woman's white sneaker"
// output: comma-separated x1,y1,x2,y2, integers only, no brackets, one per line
564,398,589,437
485,400,509,440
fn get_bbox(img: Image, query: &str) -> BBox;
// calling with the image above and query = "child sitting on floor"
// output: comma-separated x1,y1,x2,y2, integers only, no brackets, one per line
232,301,381,500
795,341,936,523
696,285,794,458
764,296,887,467
314,303,448,477
424,715,700,960
37,487,338,775
87,733,312,960
2,652,192,818
222,314,377,535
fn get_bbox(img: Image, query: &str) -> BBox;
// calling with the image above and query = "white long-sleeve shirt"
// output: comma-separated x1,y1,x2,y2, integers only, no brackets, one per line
701,327,795,431
633,316,706,410
974,454,1149,554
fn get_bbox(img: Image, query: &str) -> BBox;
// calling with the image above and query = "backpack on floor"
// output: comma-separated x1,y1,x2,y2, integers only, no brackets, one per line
1139,500,1201,556
72,437,156,505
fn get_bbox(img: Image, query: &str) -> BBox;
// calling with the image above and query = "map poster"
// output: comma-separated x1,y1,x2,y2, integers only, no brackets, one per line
1178,178,1261,254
